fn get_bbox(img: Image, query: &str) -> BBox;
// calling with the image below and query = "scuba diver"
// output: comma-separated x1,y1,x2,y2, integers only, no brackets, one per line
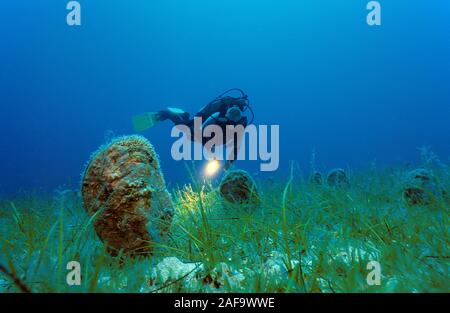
133,89,254,170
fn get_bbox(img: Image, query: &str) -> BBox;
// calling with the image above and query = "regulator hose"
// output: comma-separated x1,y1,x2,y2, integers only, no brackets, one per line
208,89,254,124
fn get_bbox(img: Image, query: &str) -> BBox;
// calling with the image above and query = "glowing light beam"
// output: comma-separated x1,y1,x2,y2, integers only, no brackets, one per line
204,159,221,177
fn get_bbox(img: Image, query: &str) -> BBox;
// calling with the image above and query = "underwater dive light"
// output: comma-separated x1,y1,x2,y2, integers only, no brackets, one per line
205,159,221,177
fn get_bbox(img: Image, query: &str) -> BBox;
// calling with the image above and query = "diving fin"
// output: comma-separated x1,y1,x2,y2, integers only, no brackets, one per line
132,112,160,132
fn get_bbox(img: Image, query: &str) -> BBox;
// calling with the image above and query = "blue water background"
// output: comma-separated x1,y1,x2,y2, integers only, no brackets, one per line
0,0,449,195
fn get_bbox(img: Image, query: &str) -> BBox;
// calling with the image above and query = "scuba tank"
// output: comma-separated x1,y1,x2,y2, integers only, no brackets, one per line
208,88,254,124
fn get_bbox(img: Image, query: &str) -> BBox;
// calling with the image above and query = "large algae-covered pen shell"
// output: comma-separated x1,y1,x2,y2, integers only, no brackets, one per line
327,168,351,188
81,135,174,257
402,168,445,206
219,170,260,208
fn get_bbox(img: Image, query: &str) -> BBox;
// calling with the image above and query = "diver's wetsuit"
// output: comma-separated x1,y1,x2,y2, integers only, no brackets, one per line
157,96,249,167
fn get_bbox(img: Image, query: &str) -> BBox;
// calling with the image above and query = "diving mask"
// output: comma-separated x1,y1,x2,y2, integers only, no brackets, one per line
225,106,243,123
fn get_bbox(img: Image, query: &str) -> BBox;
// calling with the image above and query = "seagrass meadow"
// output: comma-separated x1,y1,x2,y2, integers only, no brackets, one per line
0,157,448,293
2,0,450,297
